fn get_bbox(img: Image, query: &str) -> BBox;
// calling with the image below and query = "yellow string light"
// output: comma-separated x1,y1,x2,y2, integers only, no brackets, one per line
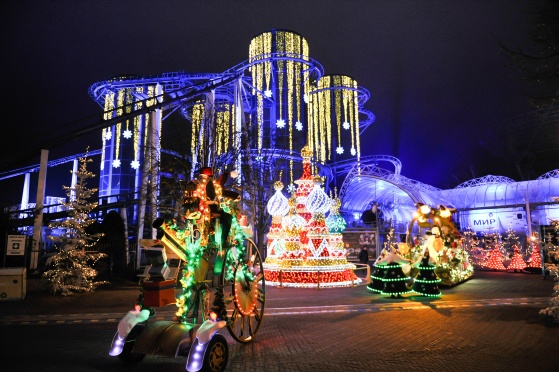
101,92,115,171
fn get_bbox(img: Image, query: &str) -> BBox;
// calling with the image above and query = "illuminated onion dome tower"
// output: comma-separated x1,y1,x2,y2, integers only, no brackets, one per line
305,175,334,263
325,189,348,259
263,154,359,288
281,195,307,263
264,176,290,265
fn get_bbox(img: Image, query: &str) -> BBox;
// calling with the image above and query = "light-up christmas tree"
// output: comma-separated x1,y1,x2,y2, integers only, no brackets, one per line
526,241,543,273
525,236,551,273
484,245,507,270
507,245,527,272
503,223,521,256
42,151,109,296
367,248,388,293
411,249,441,297
379,247,412,298
376,228,411,297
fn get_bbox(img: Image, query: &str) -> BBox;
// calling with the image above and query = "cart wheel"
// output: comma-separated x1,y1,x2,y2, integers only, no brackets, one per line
201,333,229,372
118,325,146,364
224,238,266,343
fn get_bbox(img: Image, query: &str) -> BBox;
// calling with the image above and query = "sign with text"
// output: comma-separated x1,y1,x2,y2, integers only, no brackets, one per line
6,235,26,256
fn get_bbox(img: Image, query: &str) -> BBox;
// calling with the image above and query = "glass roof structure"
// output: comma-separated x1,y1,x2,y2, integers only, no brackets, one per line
338,158,559,224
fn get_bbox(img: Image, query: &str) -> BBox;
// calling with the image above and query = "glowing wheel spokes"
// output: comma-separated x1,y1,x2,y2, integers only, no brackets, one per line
224,238,265,343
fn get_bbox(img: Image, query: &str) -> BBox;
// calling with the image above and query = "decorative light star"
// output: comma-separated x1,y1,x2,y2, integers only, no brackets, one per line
276,119,286,128
287,183,295,193
295,121,303,131
264,89,273,98
123,129,132,139
342,121,350,130
112,159,121,168
350,148,356,156
336,146,344,154
130,160,140,169
104,131,112,140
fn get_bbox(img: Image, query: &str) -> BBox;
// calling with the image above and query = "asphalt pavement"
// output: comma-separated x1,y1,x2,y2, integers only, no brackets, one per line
0,268,558,371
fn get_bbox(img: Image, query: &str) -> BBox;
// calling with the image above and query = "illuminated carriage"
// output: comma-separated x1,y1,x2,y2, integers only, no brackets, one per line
109,169,265,372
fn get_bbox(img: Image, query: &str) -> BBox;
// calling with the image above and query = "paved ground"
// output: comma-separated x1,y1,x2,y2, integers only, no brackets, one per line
1,269,558,371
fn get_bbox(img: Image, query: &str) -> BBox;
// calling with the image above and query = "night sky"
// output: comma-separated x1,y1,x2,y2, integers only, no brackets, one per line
1,0,556,204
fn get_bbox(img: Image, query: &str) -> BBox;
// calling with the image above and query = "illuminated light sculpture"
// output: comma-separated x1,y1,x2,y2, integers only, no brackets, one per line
306,176,333,265
263,176,290,266
378,248,412,298
280,195,307,265
367,248,389,294
325,189,347,258
483,245,507,271
263,149,359,288
526,243,543,272
404,204,474,287
294,145,315,252
507,245,527,272
411,250,442,297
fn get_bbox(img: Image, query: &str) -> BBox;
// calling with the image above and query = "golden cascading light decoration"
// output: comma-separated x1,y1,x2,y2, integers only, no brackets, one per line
308,75,361,162
114,89,125,166
133,87,144,169
215,104,231,156
191,102,204,166
249,30,310,158
101,92,115,171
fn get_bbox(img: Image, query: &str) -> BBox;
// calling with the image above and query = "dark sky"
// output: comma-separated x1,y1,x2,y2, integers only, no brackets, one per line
1,0,555,204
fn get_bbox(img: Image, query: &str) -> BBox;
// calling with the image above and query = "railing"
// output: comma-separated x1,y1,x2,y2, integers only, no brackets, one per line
2,239,140,279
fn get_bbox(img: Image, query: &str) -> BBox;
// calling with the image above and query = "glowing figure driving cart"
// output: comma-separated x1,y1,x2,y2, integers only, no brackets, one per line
109,168,266,372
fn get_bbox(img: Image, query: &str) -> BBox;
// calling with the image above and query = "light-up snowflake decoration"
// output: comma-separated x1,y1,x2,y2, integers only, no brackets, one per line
276,119,286,128
287,183,296,193
350,148,356,156
123,129,132,139
112,159,121,168
295,121,303,131
104,131,112,141
264,89,273,98
303,94,308,103
336,146,344,154
342,122,350,130
131,160,140,169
